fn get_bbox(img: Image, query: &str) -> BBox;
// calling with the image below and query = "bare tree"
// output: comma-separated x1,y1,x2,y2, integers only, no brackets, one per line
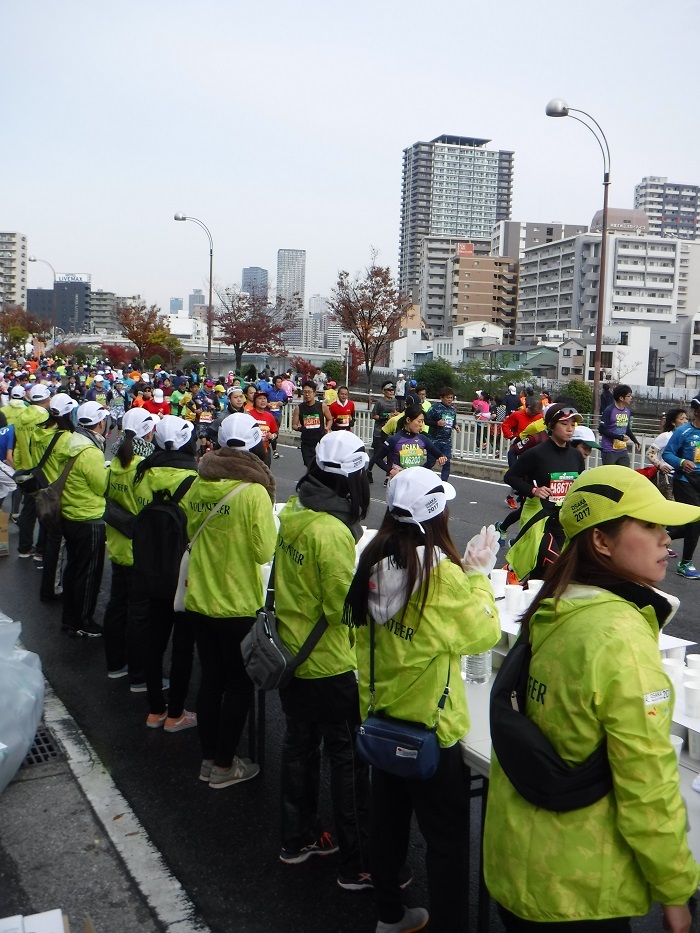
327,254,409,395
215,286,300,371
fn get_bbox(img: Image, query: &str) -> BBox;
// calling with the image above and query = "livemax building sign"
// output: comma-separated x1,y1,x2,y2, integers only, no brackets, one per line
56,273,91,284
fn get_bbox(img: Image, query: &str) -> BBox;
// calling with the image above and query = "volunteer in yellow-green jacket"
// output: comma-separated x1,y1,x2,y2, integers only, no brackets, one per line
133,415,198,734
484,465,700,933
0,384,27,427
345,468,501,933
60,401,109,638
180,413,276,789
275,431,372,889
31,393,77,602
14,383,51,558
102,408,158,688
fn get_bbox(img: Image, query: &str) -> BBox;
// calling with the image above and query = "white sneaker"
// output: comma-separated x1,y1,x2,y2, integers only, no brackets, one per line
376,907,429,933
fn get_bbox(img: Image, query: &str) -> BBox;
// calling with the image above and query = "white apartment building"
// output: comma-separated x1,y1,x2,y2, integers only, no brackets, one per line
0,232,28,307
433,321,504,368
491,221,587,259
634,176,700,240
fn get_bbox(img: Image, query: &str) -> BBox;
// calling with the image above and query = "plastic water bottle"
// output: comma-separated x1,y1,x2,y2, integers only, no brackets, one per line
461,651,492,684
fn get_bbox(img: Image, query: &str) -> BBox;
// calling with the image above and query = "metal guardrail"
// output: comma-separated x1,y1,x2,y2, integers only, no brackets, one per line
278,404,657,471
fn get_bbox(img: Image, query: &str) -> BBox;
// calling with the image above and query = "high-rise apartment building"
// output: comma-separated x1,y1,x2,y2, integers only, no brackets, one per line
88,290,117,333
189,289,205,316
0,232,28,307
491,221,588,258
398,135,514,299
416,235,491,334
242,266,269,298
170,297,183,313
447,249,519,342
276,249,306,306
634,176,700,239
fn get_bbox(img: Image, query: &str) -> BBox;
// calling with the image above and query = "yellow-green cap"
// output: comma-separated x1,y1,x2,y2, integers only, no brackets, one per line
560,465,700,540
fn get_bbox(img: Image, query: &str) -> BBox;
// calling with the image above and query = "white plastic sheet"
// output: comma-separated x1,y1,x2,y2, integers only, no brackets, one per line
0,615,45,796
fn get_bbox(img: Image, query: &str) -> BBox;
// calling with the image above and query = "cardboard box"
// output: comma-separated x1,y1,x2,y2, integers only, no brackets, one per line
0,511,8,557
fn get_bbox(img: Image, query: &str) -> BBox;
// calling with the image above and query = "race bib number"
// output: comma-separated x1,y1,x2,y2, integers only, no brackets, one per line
443,413,455,429
613,438,627,450
303,413,321,430
550,472,578,506
694,441,700,463
399,444,425,469
269,401,281,411
335,414,350,426
199,411,213,423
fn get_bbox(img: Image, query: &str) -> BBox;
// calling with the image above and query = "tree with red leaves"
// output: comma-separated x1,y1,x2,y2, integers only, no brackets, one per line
290,356,316,378
0,304,51,352
215,287,300,372
115,303,169,367
327,254,409,394
100,343,135,370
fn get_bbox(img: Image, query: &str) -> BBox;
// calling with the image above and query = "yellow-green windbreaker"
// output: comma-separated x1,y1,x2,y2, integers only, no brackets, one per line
56,432,107,521
275,497,358,680
133,466,198,513
484,584,700,921
355,559,500,747
105,456,144,566
181,477,276,617
31,424,72,482
0,399,27,427
13,405,48,470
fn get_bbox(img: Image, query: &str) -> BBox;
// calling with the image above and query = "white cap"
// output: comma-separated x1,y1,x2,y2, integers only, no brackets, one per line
153,388,164,403
141,373,151,384
154,415,193,450
93,374,104,383
218,413,262,451
122,408,158,438
571,424,602,449
386,466,456,533
508,384,516,393
28,384,51,402
49,393,78,418
77,401,109,426
10,385,26,399
315,431,369,477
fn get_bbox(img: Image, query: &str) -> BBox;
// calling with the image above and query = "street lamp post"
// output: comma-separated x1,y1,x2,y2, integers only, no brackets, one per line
174,213,214,374
546,98,611,425
28,256,57,347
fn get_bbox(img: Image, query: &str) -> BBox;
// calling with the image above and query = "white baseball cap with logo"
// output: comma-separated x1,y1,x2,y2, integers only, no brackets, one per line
315,431,369,477
154,415,193,450
386,466,456,533
10,386,26,400
49,393,78,418
218,413,262,451
153,388,164,403
28,384,51,403
122,408,158,438
77,401,109,426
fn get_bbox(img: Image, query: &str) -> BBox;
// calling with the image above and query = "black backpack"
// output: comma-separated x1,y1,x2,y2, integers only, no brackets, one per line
132,474,196,601
490,635,612,812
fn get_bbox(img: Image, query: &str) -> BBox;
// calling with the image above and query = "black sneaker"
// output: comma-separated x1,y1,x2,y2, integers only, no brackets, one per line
17,548,35,559
279,831,338,864
337,864,413,892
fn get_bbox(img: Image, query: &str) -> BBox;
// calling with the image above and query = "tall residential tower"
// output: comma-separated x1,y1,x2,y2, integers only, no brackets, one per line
634,176,700,239
398,135,514,299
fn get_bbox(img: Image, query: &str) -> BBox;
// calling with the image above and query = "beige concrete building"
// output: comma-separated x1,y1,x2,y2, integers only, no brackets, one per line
447,247,518,342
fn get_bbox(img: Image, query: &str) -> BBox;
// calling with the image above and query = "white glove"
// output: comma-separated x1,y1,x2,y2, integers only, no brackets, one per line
463,525,500,576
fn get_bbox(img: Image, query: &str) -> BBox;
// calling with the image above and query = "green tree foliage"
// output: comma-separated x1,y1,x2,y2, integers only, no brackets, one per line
116,303,169,367
322,359,344,384
415,359,463,397
561,380,593,414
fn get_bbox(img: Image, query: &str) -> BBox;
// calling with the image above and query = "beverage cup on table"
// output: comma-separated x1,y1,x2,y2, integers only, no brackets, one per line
664,646,687,662
686,654,700,670
521,590,537,612
662,658,685,686
526,579,544,596
670,734,684,762
504,584,523,616
489,568,507,599
685,683,700,719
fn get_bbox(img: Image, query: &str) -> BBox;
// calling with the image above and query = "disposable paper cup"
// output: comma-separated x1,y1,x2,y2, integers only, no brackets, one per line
689,729,700,761
663,658,686,681
504,585,523,616
686,654,700,669
507,631,520,649
685,683,700,719
526,579,544,595
521,590,537,611
489,568,507,600
670,734,684,762
664,646,687,662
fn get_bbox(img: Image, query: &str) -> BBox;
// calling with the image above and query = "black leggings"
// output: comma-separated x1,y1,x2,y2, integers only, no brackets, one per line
498,906,631,932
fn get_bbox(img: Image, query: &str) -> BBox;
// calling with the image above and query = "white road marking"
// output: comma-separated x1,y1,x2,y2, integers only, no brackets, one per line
43,684,211,933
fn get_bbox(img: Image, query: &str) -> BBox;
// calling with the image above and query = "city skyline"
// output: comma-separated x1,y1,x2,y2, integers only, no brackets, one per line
5,1,700,318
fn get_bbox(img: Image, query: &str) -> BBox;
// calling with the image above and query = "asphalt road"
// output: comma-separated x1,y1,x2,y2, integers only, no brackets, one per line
2,442,699,932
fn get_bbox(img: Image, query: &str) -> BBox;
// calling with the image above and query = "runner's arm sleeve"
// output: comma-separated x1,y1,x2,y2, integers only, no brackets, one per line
423,435,445,460
503,451,538,498
598,405,619,439
374,438,393,474
662,428,685,470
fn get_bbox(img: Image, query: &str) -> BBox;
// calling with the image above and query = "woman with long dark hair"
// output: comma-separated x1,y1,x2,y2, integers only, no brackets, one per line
344,468,501,933
484,465,700,932
103,408,158,689
274,432,373,889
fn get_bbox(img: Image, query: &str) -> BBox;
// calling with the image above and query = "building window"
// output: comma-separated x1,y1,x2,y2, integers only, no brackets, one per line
562,348,571,357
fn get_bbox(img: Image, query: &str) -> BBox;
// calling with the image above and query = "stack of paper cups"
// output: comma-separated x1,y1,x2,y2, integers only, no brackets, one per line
489,568,507,599
504,584,523,617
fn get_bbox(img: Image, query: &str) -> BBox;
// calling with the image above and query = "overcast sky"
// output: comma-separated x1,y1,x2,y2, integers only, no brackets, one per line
5,0,700,314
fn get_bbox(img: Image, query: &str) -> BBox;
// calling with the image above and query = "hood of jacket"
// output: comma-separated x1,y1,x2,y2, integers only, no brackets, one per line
67,430,100,457
297,473,361,542
368,547,448,624
530,580,679,653
198,446,275,503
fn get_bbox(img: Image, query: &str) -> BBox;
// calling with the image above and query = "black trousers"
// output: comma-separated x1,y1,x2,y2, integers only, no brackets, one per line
370,743,469,931
17,491,37,553
279,674,370,875
38,526,62,598
300,437,321,467
498,906,631,932
192,613,255,768
103,562,148,683
668,477,700,563
60,519,106,633
143,597,196,717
